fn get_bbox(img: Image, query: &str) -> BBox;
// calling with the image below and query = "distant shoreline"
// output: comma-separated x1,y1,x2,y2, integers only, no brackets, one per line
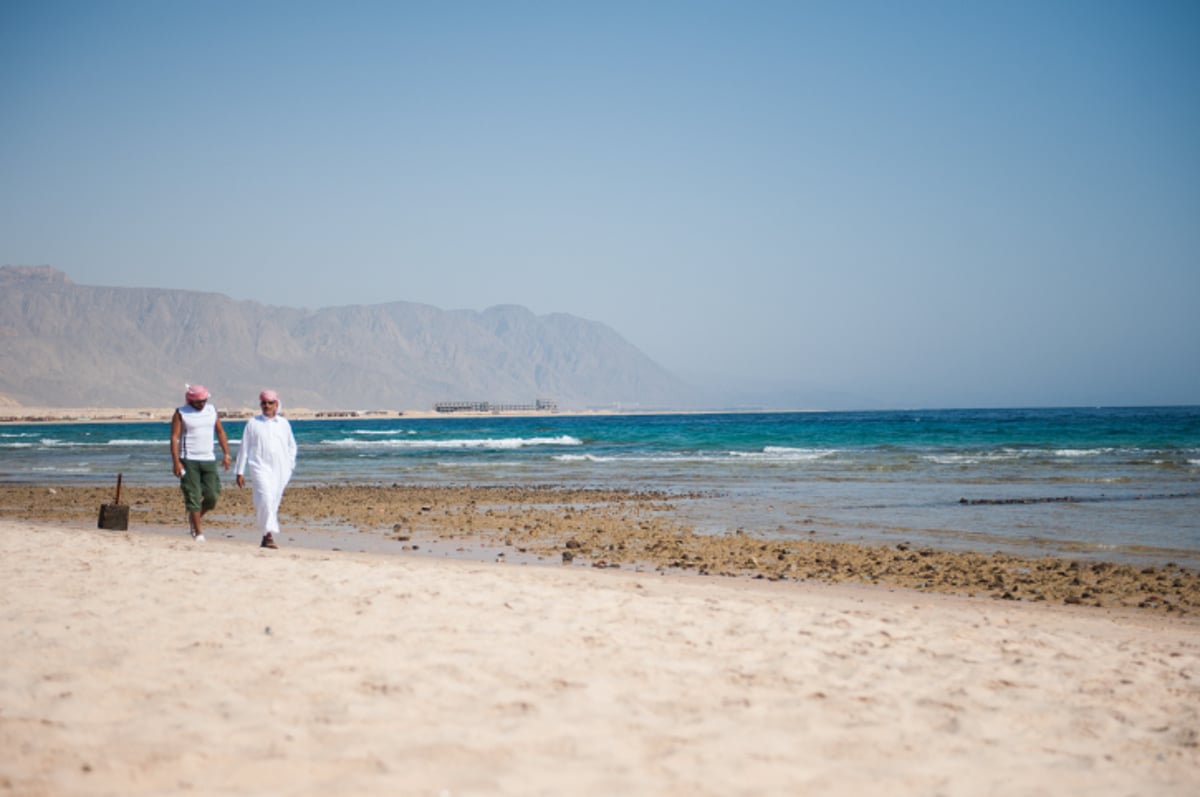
0,405,812,424
0,406,621,424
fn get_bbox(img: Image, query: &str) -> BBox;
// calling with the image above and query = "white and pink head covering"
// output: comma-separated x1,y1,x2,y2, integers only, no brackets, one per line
259,389,280,407
185,384,210,402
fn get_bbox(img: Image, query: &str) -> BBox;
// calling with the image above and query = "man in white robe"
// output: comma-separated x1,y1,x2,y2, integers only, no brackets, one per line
235,390,297,549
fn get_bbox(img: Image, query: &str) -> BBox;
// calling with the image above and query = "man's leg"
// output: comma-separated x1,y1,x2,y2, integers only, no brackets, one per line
180,463,206,540
194,462,221,541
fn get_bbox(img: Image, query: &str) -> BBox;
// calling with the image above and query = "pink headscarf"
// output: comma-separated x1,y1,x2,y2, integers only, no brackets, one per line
259,389,280,405
185,384,210,402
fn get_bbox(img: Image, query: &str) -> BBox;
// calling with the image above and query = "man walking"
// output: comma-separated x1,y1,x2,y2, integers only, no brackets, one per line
170,384,231,542
235,389,297,549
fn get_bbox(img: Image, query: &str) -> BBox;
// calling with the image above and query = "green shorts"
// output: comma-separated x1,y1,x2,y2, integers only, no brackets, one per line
180,459,221,513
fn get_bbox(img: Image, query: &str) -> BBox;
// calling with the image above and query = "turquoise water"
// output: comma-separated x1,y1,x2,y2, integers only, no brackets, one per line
3,407,1198,566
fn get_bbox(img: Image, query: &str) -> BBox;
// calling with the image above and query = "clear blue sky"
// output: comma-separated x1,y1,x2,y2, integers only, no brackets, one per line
3,1,1198,409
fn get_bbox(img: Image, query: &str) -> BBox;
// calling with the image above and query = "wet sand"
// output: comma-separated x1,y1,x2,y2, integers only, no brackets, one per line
2,483,1198,616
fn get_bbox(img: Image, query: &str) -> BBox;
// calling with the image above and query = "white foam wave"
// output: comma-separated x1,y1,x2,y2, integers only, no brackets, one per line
40,438,99,448
437,461,523,469
19,436,241,448
925,448,1118,465
6,437,166,449
323,435,582,450
553,449,836,465
351,429,417,436
554,454,618,463
925,454,981,465
924,452,1021,464
744,447,839,461
553,453,718,464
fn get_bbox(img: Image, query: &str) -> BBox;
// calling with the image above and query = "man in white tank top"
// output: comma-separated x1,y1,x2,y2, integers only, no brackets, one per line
170,384,232,542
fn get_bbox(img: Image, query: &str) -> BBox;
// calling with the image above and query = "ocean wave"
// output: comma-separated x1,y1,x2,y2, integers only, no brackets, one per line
923,451,1023,465
322,435,582,450
732,447,840,462
34,438,158,449
925,448,1130,465
350,429,418,436
925,455,979,465
925,454,972,465
552,449,838,465
1053,448,1111,458
26,437,238,448
553,453,722,464
436,460,524,469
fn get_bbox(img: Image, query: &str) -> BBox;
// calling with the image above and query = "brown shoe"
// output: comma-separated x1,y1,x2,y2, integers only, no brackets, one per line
261,534,278,549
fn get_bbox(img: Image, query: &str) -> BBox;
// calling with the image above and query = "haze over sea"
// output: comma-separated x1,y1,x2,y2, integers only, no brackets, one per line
3,406,1197,569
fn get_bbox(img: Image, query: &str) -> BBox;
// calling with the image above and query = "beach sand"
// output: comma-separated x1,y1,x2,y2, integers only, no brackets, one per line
2,518,1198,796
4,484,1198,616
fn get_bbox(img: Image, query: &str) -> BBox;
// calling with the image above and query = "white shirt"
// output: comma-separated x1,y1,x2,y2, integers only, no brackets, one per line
177,403,219,461
235,414,297,480
235,412,297,534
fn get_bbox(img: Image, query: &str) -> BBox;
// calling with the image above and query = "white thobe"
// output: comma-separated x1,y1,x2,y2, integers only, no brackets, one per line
235,414,297,533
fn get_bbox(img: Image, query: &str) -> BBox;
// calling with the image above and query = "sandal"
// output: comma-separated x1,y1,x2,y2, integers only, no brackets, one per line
261,534,278,549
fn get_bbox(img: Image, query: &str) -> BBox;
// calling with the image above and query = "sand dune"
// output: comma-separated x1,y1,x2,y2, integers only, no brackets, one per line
2,519,1197,796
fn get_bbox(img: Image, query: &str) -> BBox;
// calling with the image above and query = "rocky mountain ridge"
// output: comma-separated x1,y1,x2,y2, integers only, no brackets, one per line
0,265,691,411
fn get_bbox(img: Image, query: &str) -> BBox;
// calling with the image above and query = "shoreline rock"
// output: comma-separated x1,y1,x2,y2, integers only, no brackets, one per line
3,483,1196,616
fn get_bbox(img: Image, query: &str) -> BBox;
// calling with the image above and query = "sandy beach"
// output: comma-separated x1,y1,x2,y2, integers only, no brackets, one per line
3,484,1198,616
2,517,1198,797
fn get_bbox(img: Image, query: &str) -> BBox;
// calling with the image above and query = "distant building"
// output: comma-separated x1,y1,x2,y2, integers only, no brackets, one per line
434,398,558,413
433,401,490,413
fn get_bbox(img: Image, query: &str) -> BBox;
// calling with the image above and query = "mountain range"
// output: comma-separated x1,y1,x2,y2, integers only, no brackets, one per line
0,265,693,411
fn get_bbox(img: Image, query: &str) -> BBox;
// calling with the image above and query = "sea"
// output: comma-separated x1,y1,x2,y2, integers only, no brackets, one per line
3,406,1198,568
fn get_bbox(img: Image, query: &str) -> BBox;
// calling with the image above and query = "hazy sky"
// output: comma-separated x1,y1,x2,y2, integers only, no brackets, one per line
3,1,1198,409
